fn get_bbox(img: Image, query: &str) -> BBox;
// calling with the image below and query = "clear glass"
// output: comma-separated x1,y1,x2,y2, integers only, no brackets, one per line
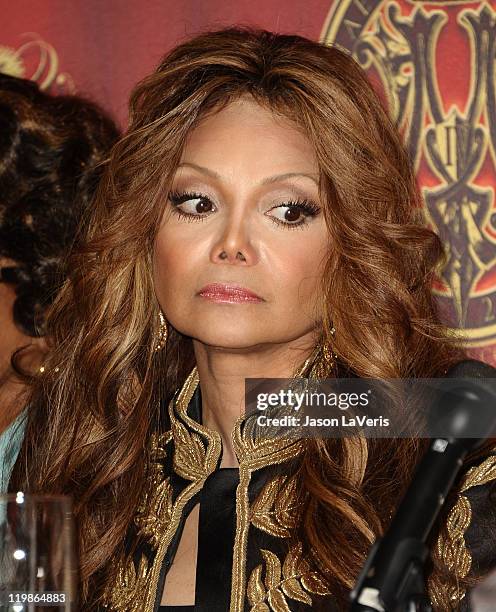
0,494,78,611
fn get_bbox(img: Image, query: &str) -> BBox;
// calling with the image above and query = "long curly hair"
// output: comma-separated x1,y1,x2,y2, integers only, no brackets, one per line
8,27,493,609
0,72,120,337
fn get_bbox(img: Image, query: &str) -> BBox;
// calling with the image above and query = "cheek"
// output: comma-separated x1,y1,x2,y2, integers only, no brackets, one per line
274,236,327,327
153,237,182,301
0,285,30,366
271,233,327,302
152,226,202,304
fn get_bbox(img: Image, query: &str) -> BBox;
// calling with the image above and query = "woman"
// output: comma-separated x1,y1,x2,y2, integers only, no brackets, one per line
0,73,120,487
7,27,496,611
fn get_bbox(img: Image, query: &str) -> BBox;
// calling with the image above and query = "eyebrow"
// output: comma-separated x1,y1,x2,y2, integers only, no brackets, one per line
176,162,319,187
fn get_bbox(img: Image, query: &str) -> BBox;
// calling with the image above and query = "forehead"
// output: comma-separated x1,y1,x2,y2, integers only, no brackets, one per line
180,95,318,171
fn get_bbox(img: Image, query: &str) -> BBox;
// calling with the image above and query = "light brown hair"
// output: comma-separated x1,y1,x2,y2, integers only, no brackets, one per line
9,26,491,608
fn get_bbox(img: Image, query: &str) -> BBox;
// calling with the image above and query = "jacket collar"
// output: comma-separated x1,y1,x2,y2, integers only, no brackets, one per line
168,346,323,476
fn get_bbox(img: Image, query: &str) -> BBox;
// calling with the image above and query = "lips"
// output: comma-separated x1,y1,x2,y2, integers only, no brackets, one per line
198,283,263,302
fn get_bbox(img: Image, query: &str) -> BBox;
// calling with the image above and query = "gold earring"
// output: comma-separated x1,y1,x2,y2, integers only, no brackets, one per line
38,364,60,374
154,310,168,352
311,326,337,379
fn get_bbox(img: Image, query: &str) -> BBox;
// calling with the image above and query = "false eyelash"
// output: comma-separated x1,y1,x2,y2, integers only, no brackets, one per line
167,190,212,223
278,198,320,216
168,190,207,204
167,190,321,229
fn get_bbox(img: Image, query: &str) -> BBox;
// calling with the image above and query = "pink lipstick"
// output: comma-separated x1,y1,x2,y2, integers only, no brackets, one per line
198,283,263,303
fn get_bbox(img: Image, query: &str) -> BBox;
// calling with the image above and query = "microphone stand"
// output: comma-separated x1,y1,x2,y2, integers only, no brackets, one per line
350,536,432,611
349,375,496,612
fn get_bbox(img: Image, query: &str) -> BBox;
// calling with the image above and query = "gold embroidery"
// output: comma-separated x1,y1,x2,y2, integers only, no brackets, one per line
102,368,222,611
103,432,174,609
96,351,496,611
250,474,302,538
459,454,496,492
428,496,472,610
428,452,496,610
134,476,174,550
230,416,306,610
150,429,173,454
104,553,150,612
229,353,318,611
143,368,222,611
134,431,174,549
104,348,321,611
171,366,223,481
247,543,331,611
172,419,210,481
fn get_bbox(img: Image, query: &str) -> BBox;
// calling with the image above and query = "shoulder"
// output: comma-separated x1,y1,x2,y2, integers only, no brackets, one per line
427,442,496,609
0,409,27,493
426,357,496,608
462,455,496,575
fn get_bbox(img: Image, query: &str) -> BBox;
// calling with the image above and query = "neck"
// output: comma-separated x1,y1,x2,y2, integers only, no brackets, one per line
0,344,44,434
0,372,29,433
192,333,318,468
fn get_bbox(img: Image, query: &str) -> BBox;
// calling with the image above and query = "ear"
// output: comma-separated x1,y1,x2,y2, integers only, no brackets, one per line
33,335,49,354
9,335,50,377
23,335,49,371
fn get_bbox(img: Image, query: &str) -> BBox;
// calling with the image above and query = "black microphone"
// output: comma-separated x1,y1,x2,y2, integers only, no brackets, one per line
349,359,496,612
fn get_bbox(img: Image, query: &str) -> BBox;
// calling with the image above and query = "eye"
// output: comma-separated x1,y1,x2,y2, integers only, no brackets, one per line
167,190,321,229
266,198,321,229
168,190,215,221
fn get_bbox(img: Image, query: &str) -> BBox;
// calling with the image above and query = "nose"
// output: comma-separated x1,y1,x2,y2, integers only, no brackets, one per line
211,216,257,265
219,250,246,262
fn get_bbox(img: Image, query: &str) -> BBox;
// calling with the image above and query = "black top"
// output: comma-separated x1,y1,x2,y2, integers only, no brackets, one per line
102,359,496,611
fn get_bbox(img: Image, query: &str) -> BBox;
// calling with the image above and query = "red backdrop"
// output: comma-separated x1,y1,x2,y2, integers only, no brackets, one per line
2,0,496,365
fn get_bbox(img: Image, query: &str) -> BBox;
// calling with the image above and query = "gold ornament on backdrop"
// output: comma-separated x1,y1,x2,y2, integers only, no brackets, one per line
321,2,496,353
154,310,168,352
0,35,75,92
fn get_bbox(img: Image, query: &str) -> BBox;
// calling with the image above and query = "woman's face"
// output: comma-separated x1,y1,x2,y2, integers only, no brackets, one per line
153,95,329,350
0,258,34,376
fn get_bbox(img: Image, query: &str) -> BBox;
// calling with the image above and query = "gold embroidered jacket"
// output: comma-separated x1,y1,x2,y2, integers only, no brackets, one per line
102,361,496,612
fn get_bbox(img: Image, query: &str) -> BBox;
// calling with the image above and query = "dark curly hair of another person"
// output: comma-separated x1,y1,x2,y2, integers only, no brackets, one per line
0,73,120,337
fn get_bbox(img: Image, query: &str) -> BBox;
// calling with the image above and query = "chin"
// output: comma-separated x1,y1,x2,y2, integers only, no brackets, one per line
192,333,268,350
